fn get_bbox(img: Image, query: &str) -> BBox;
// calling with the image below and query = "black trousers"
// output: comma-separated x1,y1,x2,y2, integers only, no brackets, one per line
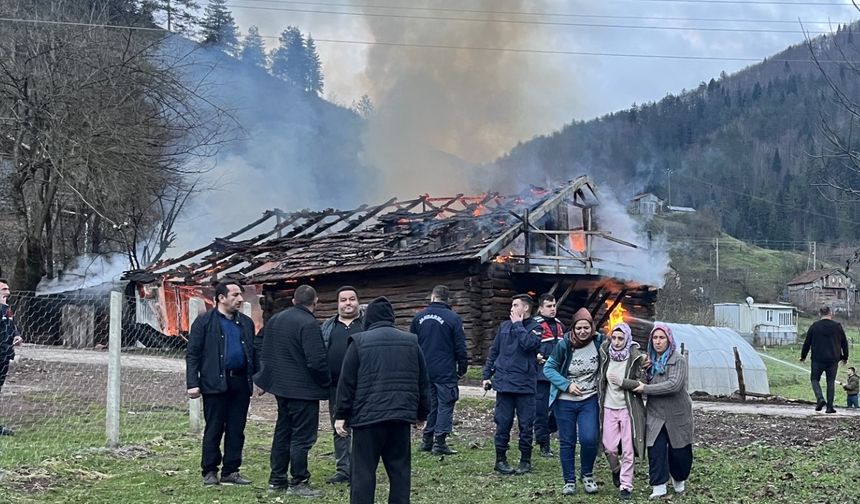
647,426,693,486
351,421,412,504
810,360,839,409
201,375,251,476
493,392,535,460
269,397,320,486
0,359,9,391
534,380,556,446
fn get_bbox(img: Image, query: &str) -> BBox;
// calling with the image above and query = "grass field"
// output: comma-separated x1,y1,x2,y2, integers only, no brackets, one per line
1,398,859,504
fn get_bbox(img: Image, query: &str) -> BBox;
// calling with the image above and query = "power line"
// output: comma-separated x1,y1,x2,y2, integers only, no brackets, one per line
227,2,834,35
0,17,853,63
236,0,854,25
622,0,854,5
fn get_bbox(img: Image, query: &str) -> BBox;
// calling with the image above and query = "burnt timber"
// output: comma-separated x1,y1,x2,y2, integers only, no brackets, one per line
126,176,658,359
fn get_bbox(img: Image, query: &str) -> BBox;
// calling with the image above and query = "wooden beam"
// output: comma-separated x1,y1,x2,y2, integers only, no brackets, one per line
555,280,577,307
595,289,627,330
475,180,592,263
340,197,398,232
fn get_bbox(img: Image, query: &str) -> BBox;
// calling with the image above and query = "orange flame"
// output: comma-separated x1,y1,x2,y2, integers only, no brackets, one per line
473,204,485,217
569,232,586,253
604,300,626,331
492,251,514,264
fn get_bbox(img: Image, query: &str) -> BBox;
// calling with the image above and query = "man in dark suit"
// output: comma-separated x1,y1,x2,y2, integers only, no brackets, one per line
255,284,331,497
186,280,258,486
335,297,431,504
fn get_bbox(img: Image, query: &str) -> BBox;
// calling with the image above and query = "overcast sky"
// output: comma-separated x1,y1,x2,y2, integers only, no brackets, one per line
227,0,859,161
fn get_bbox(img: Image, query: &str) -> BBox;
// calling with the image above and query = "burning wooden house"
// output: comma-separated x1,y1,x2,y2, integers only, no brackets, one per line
125,176,659,358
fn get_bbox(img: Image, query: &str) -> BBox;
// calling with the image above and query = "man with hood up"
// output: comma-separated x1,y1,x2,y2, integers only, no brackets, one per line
335,297,431,504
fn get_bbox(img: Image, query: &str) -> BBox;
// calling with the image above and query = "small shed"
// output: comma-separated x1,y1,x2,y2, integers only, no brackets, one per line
629,193,664,216
665,323,770,396
713,301,797,346
786,269,855,316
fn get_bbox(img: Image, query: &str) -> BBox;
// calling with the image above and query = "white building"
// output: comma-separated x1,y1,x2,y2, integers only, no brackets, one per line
713,300,797,346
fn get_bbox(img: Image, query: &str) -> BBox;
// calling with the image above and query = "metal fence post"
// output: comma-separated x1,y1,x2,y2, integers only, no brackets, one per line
106,291,122,448
187,297,205,434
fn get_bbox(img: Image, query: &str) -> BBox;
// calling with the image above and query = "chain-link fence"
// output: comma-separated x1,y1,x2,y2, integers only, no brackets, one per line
0,290,190,470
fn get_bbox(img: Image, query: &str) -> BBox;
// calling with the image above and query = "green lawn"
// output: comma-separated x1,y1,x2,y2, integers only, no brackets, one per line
758,327,858,404
1,399,859,503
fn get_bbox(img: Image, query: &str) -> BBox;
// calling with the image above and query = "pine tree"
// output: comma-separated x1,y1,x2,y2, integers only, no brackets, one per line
270,26,308,89
144,0,200,35
304,34,324,95
240,25,267,69
770,148,782,173
200,0,239,54
350,94,374,119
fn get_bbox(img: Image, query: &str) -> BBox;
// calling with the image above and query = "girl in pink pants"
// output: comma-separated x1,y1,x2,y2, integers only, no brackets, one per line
598,324,646,500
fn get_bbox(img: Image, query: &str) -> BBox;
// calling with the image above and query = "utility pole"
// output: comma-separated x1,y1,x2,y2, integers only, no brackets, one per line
715,237,720,280
666,169,673,207
808,241,816,270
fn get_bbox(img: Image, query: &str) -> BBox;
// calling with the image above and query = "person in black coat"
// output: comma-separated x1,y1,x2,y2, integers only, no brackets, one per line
800,305,850,413
255,285,331,497
482,294,543,475
0,279,23,436
335,297,431,504
410,285,467,455
186,281,258,486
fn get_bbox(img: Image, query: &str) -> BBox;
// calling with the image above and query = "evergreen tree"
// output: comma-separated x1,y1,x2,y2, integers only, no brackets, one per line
304,34,324,95
240,25,267,69
200,0,239,54
270,26,307,88
144,0,200,34
770,148,782,173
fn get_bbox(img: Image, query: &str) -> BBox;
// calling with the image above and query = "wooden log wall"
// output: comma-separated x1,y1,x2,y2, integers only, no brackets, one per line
261,263,491,361
260,262,660,364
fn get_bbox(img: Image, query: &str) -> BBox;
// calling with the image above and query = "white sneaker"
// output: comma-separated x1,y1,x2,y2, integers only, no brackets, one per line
582,475,599,494
649,484,668,500
562,482,576,495
672,479,686,494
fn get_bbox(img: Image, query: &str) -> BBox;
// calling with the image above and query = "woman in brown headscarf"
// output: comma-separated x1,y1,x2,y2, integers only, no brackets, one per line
543,308,603,496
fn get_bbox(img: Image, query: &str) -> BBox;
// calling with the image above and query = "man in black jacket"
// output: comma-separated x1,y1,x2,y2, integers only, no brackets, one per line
410,285,467,455
335,297,431,504
0,279,23,436
800,305,849,413
186,280,257,486
319,286,364,484
255,284,331,497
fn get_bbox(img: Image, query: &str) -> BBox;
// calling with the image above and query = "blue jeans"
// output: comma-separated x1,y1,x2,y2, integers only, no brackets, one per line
848,394,859,409
554,395,599,483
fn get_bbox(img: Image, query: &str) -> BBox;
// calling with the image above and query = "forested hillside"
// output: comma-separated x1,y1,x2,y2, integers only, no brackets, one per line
494,24,860,243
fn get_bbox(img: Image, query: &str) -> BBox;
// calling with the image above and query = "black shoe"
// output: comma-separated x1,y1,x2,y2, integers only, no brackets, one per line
612,470,621,488
288,482,323,498
826,408,837,414
494,460,516,475
268,483,289,492
419,432,434,452
619,489,632,500
326,473,350,484
815,400,826,412
202,471,219,486
539,444,553,458
515,461,531,475
432,434,458,455
0,426,14,436
220,472,251,485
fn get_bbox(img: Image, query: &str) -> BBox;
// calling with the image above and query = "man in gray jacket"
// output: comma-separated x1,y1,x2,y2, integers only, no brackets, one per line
320,286,364,484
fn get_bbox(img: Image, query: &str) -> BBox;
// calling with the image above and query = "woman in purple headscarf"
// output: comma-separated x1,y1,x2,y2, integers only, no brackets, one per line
632,323,693,500
598,323,646,501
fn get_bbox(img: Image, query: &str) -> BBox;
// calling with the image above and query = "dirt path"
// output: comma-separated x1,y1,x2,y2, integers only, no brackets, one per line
14,344,184,373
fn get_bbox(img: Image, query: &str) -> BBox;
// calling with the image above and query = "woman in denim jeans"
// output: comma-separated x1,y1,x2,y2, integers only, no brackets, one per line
544,308,603,496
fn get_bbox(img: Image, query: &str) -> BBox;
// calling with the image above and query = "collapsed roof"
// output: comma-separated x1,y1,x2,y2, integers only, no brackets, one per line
125,176,641,285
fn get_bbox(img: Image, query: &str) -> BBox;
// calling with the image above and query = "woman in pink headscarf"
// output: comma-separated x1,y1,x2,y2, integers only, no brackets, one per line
632,323,693,500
